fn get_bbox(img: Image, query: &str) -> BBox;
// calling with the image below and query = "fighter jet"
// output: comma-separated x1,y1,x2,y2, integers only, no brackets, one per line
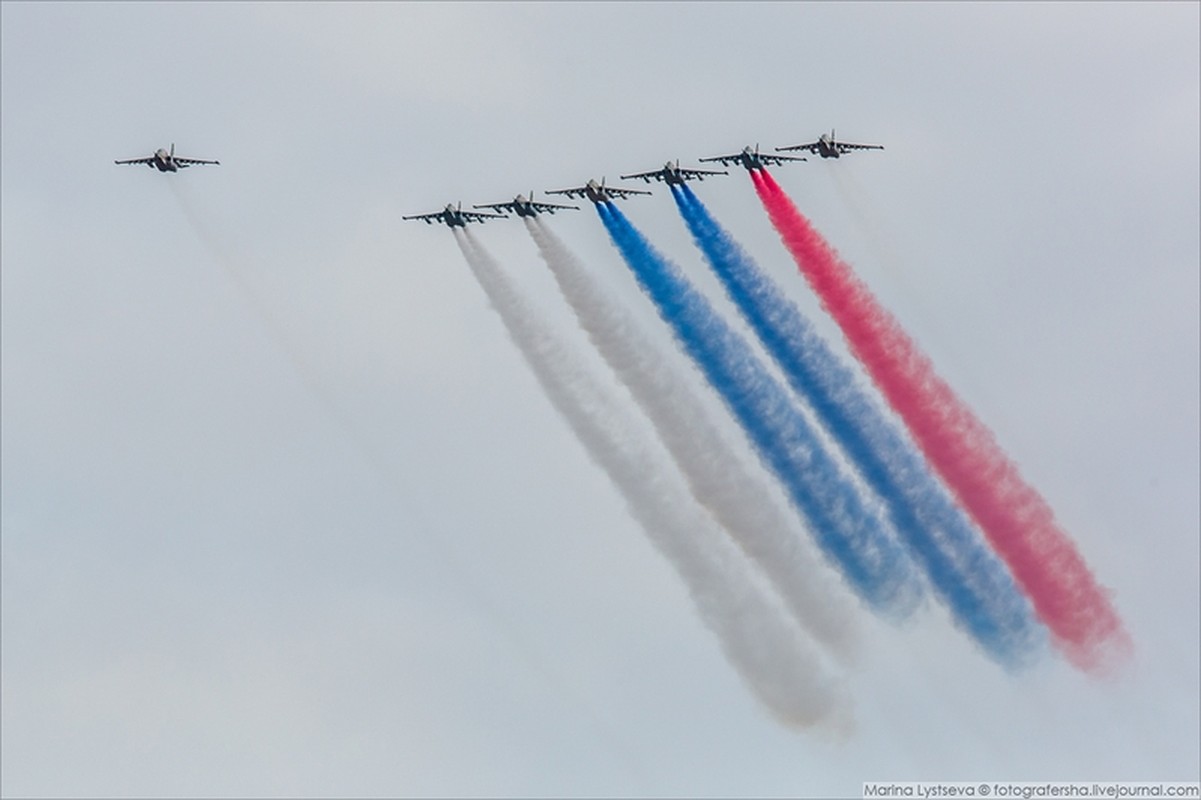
620,159,728,185
699,145,805,172
473,191,579,218
114,143,219,172
402,202,507,228
776,129,884,159
546,178,651,205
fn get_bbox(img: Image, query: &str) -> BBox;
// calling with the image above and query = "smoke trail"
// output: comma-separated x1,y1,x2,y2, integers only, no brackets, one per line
454,229,851,730
595,202,922,617
751,169,1128,670
166,184,658,780
524,218,860,662
167,180,397,477
672,184,1044,666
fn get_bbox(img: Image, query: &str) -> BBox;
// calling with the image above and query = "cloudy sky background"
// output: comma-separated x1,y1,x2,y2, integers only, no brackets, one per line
3,2,1198,796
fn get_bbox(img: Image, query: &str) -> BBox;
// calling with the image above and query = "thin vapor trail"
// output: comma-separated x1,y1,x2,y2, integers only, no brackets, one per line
525,218,860,662
672,184,1044,666
751,169,1127,670
165,184,658,780
595,202,922,617
456,228,852,730
167,181,393,474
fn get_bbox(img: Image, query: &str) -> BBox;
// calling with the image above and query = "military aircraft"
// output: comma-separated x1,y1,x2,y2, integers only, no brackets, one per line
402,202,507,228
114,143,219,172
699,145,805,172
546,178,652,204
473,192,579,218
775,129,884,159
620,159,728,185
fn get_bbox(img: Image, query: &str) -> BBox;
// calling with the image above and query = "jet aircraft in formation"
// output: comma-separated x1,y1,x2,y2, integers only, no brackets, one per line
699,144,807,172
114,143,219,172
473,192,579,218
775,129,884,159
402,202,507,228
546,178,652,205
620,159,728,185
115,129,884,227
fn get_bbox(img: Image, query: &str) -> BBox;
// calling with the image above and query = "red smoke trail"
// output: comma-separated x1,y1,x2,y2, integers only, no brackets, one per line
751,169,1128,671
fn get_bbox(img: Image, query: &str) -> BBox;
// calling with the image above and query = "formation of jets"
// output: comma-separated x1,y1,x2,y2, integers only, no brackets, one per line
397,128,883,226
116,129,884,229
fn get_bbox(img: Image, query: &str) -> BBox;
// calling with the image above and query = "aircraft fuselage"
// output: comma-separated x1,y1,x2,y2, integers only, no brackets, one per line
737,149,766,171
152,150,179,171
815,137,840,159
583,182,610,204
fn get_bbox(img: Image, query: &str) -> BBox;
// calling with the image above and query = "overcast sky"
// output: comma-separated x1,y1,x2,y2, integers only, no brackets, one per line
2,2,1198,797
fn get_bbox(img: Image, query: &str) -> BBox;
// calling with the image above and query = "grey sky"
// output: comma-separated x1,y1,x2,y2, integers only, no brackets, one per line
3,2,1198,797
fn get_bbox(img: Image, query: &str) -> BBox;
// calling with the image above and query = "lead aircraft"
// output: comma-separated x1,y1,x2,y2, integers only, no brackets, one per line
699,145,805,172
402,202,507,228
775,129,884,159
114,143,219,172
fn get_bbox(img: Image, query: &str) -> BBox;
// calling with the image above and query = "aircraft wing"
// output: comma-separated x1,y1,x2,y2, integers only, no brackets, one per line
774,140,821,154
697,152,745,167
545,185,590,200
174,156,220,167
402,210,449,225
759,152,807,166
605,185,652,198
678,166,728,181
530,200,579,213
620,168,666,184
114,156,155,166
459,209,507,223
838,141,884,152
472,201,517,213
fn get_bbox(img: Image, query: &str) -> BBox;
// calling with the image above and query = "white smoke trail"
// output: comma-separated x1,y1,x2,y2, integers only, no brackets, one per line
525,218,861,663
457,229,851,730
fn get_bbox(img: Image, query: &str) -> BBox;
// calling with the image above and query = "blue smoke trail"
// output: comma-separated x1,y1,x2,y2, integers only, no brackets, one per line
672,184,1044,665
597,202,921,615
